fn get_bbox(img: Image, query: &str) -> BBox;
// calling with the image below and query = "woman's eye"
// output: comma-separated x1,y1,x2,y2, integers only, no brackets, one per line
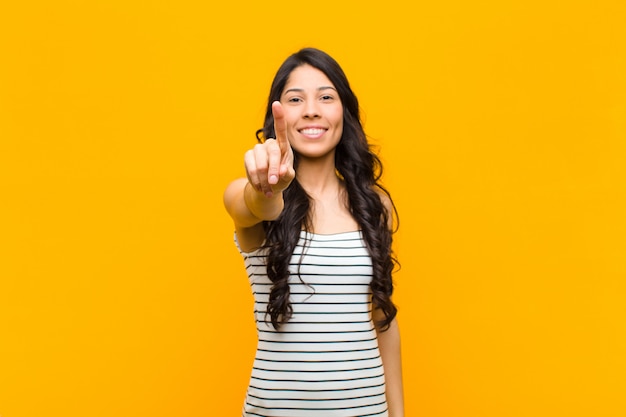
288,97,302,103
321,95,334,101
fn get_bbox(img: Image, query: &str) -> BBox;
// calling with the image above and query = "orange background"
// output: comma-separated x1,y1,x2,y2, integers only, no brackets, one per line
1,1,625,416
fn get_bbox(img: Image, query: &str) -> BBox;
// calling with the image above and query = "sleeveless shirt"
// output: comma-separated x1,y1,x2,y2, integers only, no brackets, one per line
237,230,388,417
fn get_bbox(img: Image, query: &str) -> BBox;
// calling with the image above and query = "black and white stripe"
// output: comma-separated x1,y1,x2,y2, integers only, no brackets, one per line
237,230,388,417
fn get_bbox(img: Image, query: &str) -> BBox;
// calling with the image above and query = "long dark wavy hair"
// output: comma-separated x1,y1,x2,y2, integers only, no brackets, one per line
256,48,398,331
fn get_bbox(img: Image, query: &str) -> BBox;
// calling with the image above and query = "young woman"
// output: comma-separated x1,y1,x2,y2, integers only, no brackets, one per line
224,48,404,417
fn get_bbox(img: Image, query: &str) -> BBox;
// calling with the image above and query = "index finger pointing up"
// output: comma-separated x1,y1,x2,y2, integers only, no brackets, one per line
271,101,289,152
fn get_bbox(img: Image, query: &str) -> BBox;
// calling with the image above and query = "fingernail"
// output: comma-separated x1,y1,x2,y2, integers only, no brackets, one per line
269,175,278,184
265,191,273,198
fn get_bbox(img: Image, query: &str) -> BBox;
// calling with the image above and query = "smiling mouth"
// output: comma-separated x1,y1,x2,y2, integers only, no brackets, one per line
299,128,327,137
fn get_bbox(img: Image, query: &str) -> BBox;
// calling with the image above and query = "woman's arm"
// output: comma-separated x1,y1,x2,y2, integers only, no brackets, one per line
372,181,404,415
223,101,294,251
374,313,405,417
223,178,284,251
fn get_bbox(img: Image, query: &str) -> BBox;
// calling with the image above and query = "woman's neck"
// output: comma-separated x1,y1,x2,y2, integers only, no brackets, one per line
295,157,341,199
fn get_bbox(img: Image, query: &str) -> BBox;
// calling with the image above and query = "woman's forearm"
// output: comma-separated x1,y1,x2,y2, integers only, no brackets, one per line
376,316,405,416
224,178,284,229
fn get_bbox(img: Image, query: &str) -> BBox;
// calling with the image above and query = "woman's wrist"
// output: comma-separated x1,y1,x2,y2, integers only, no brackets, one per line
243,180,283,221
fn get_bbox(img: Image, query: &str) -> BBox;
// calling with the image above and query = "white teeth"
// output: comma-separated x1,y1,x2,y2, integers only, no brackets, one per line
300,128,325,135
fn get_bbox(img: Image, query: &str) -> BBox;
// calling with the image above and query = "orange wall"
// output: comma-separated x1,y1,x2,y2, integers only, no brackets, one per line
1,1,625,416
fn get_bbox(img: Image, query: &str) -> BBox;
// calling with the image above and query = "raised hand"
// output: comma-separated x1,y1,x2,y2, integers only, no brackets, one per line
244,101,295,198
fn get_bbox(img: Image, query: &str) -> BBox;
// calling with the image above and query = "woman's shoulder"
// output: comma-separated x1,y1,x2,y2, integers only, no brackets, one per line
373,186,396,231
373,186,393,208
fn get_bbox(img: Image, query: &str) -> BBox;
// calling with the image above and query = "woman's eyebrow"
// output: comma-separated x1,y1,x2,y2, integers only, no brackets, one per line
283,86,337,95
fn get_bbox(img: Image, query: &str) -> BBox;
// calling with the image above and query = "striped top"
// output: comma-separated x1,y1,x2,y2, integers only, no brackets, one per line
237,230,388,417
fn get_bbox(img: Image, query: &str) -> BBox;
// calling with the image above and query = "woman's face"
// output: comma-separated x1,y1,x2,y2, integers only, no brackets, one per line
279,64,344,160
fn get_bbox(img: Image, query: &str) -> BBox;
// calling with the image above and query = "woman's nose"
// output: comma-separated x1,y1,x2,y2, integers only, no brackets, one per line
303,101,320,118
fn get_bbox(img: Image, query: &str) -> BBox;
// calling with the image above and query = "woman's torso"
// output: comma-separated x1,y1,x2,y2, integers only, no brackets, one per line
239,230,388,417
